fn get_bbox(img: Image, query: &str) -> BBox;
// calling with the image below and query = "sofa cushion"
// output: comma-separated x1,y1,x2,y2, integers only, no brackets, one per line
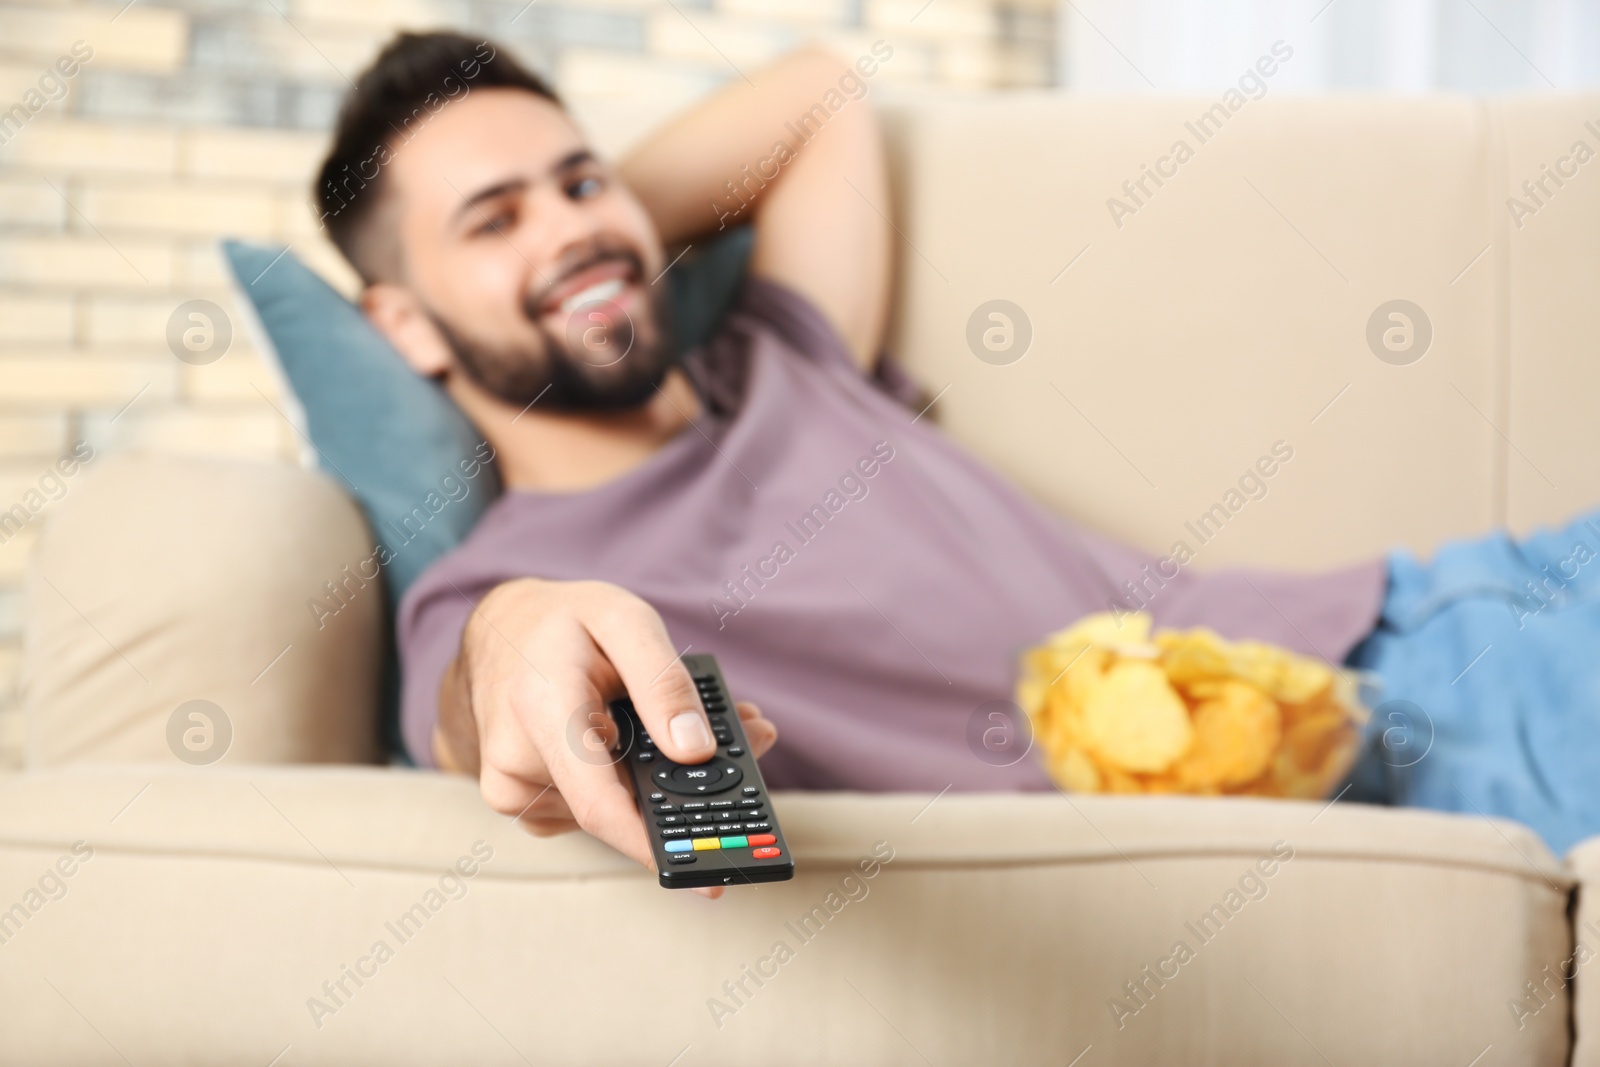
21,455,380,766
0,766,1571,1065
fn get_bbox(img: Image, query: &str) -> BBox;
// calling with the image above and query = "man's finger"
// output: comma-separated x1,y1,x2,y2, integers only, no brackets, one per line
735,701,778,759
578,586,714,765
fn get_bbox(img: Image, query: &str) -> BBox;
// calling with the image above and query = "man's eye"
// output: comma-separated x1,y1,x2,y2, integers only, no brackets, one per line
568,175,604,200
475,211,512,237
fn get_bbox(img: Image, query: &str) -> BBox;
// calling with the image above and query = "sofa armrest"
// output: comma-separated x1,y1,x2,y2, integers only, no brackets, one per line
21,454,381,766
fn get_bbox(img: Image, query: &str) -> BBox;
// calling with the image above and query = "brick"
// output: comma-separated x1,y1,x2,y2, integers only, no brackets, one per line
83,402,293,461
0,59,89,106
180,348,283,404
0,5,188,73
0,175,66,228
0,355,176,406
717,0,852,25
935,39,1008,87
289,0,439,30
0,233,173,289
647,9,796,67
0,294,73,343
557,47,723,103
77,180,277,238
0,119,178,176
865,0,997,37
0,414,67,457
180,127,328,185
0,526,37,582
280,192,332,244
85,292,237,349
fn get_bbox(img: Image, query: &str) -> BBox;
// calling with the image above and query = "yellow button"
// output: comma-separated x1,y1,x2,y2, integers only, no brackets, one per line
691,837,722,851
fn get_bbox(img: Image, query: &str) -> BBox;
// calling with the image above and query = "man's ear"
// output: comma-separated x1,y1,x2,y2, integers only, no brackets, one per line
361,282,455,377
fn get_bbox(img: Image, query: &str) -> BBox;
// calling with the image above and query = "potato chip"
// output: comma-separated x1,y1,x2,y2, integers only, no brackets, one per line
1170,680,1281,788
1055,746,1102,793
1020,611,1366,799
1079,660,1193,773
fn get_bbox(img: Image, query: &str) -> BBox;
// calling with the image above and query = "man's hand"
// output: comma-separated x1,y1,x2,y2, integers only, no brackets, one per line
433,578,778,899
619,46,892,369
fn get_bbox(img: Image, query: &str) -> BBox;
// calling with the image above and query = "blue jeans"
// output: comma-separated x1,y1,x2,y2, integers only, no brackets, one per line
1343,508,1600,855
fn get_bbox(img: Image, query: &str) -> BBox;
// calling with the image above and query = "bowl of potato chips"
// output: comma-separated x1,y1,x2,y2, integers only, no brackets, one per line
1016,612,1370,798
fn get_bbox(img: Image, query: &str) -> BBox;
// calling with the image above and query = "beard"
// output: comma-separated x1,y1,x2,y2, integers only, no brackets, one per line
429,241,679,413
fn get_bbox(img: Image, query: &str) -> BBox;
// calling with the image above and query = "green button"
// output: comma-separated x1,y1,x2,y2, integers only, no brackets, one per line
719,835,748,849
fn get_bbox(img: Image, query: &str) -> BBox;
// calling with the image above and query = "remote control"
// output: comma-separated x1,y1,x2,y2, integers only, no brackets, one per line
610,654,794,889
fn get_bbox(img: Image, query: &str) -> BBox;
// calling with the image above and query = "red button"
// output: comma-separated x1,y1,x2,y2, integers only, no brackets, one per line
747,834,776,847
751,846,781,859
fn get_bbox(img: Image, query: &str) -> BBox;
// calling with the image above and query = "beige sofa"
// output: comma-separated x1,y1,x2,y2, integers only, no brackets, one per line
5,92,1600,1065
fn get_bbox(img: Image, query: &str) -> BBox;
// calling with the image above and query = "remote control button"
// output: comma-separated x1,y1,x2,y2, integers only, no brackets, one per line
739,811,765,821
654,804,678,814
728,746,745,757
657,815,683,825
708,800,734,809
743,821,770,832
668,854,698,865
641,735,655,748
649,792,666,803
742,787,759,796
737,798,761,808
681,802,707,811
716,823,742,834
660,827,689,838
691,837,722,851
747,834,776,847
664,759,743,795
751,847,782,860
719,835,748,849
664,840,692,853
637,751,655,763
689,813,716,824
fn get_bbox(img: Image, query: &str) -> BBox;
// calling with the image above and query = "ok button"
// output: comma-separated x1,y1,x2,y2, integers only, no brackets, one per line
658,757,743,795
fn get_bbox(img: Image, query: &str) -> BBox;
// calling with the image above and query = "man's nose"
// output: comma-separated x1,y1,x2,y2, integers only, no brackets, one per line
518,184,604,276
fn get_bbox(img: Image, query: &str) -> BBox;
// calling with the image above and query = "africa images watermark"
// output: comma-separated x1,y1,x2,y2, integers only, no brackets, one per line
1507,517,1600,630
1107,840,1295,1030
1509,918,1600,1031
0,442,97,547
1105,41,1294,229
1108,440,1296,622
0,842,95,949
0,40,94,146
711,40,895,231
707,440,896,630
705,840,896,1029
306,840,495,1029
316,39,500,229
1505,115,1600,230
306,441,496,630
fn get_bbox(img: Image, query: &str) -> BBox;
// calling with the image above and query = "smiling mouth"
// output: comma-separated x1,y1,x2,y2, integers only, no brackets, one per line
558,276,626,315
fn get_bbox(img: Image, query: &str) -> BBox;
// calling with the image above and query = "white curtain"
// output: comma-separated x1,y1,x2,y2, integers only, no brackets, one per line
1059,0,1600,92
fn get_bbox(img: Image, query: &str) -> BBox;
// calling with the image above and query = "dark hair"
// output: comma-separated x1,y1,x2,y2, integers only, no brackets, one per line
314,31,561,284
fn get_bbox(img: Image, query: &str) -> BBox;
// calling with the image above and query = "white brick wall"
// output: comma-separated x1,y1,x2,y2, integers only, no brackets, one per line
0,0,1056,762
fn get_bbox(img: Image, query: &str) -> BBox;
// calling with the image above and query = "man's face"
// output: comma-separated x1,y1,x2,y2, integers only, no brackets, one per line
385,88,672,412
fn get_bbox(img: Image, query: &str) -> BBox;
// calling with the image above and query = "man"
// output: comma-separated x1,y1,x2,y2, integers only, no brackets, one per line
316,32,1599,893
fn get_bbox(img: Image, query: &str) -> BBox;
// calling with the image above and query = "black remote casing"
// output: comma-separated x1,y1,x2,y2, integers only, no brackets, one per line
610,654,794,889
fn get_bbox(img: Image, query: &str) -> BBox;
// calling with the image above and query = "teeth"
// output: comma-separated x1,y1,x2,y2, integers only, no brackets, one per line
559,277,625,315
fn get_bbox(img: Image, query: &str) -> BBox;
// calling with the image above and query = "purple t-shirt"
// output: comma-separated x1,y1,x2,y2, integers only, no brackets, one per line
398,279,1387,788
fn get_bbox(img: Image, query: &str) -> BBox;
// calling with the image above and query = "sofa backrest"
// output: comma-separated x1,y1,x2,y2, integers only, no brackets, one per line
877,93,1600,570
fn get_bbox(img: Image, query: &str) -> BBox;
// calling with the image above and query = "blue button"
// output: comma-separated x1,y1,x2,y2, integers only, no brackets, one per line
664,840,692,853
